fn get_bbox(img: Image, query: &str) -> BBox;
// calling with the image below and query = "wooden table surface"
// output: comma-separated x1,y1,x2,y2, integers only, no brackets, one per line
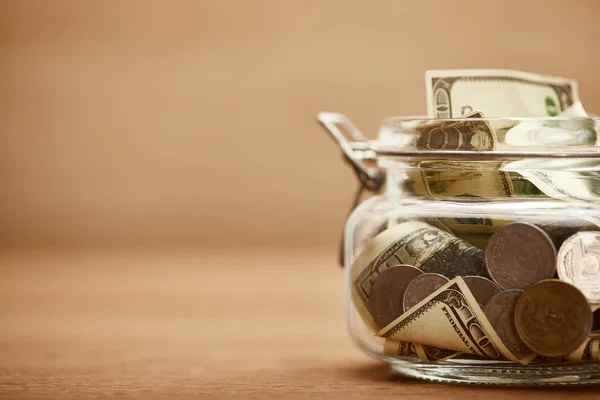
1,249,599,399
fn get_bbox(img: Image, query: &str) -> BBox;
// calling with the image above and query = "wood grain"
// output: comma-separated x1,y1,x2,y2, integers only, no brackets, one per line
2,0,600,249
0,249,599,398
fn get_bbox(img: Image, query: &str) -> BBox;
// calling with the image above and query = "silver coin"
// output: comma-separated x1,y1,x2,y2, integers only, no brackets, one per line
557,231,600,303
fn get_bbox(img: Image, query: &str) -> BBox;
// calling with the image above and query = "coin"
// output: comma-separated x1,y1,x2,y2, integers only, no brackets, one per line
485,222,557,289
402,273,449,312
484,289,534,360
368,265,423,329
557,231,600,303
463,276,502,308
514,279,592,357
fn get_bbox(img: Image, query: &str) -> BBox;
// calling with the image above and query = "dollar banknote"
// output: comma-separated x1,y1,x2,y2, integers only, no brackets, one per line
410,161,514,199
560,101,588,117
383,339,418,358
407,161,514,238
414,343,461,362
383,339,461,362
407,110,515,238
351,221,487,332
426,69,579,118
504,120,596,147
505,159,600,202
414,111,497,151
504,100,595,147
508,171,545,196
377,276,532,364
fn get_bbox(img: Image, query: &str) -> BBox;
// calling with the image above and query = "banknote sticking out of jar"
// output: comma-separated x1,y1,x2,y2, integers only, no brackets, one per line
317,68,600,386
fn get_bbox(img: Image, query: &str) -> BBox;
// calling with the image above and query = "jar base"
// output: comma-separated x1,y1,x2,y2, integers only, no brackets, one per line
389,359,600,386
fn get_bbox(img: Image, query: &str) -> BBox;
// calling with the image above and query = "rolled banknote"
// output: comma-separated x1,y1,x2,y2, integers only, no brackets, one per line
383,339,461,362
351,221,488,332
383,339,418,358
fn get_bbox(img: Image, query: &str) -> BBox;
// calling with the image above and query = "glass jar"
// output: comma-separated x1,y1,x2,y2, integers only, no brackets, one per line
319,112,600,385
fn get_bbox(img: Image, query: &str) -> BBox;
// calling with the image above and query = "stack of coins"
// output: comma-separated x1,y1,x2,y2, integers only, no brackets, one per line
364,221,600,362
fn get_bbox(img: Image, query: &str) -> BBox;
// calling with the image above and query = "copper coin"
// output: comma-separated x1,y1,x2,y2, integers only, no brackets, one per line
514,279,592,357
484,289,534,360
368,265,423,329
485,222,557,289
557,231,600,303
463,276,502,308
402,273,449,312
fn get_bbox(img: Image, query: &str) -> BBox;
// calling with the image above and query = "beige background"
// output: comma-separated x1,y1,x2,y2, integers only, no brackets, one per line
3,3,600,397
2,0,600,249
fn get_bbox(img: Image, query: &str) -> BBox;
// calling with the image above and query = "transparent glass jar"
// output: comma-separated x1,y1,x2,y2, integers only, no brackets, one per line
319,112,600,385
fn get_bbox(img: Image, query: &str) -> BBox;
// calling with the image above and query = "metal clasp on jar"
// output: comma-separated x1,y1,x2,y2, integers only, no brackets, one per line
317,112,385,266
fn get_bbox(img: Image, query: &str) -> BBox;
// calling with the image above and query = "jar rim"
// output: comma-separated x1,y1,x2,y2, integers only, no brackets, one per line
381,115,598,124
376,116,600,158
356,142,600,160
